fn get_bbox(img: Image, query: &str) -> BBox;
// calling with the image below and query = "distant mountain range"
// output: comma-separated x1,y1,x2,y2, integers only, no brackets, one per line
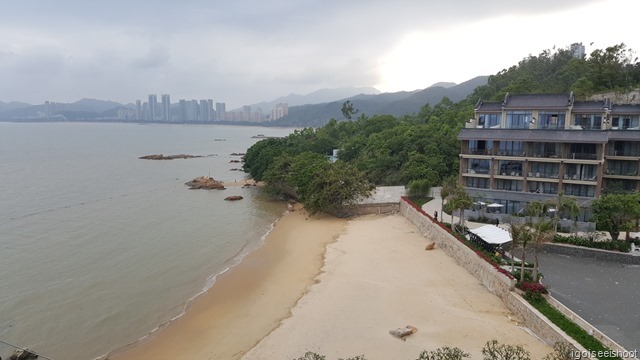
0,78,488,123
270,76,489,127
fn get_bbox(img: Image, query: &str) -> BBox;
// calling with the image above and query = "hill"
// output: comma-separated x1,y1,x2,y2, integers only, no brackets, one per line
247,86,381,111
269,76,488,127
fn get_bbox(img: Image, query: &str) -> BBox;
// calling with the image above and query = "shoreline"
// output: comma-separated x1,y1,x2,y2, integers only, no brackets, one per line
110,205,347,360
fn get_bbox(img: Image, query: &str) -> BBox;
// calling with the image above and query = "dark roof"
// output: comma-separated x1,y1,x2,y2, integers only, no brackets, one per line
572,100,610,112
609,130,640,141
458,128,609,143
611,103,640,114
475,101,502,112
503,93,572,109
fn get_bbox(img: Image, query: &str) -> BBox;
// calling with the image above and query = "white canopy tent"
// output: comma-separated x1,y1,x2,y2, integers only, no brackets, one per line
467,225,512,245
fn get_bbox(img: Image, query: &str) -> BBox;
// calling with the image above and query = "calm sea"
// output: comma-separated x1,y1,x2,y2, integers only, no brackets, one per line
0,122,294,360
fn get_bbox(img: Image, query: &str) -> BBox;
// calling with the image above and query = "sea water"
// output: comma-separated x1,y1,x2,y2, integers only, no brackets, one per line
0,122,294,360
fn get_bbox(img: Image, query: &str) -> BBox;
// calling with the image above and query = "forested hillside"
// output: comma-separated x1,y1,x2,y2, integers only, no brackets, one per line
244,44,640,212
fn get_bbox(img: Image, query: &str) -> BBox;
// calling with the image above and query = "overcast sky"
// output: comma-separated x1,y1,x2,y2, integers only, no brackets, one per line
1,0,638,108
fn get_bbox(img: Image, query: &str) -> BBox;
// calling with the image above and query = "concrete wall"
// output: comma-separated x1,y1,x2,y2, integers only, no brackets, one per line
399,198,589,352
348,203,399,216
543,243,640,265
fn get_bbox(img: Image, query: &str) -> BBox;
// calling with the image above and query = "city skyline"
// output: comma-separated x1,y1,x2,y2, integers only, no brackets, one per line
2,1,639,108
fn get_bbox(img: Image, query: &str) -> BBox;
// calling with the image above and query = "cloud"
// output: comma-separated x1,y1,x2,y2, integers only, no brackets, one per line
0,0,632,107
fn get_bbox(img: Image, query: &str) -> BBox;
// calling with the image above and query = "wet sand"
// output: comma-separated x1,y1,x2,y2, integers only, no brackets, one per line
112,207,346,360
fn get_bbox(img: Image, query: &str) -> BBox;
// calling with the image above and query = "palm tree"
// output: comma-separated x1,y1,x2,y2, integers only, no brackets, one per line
440,176,457,221
530,218,555,282
447,183,474,232
510,219,533,283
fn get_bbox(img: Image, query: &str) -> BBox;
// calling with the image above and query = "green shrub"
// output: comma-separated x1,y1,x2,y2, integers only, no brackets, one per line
553,234,631,252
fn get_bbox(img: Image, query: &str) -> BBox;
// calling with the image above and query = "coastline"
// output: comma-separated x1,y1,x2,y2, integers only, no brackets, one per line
110,205,347,360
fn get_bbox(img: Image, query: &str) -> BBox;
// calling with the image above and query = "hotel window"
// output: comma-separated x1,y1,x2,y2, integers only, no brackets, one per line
498,141,524,156
611,115,640,130
609,141,640,157
478,113,501,128
606,160,638,176
563,184,595,197
573,114,602,130
506,111,532,129
529,163,559,178
466,177,489,189
496,160,523,176
528,181,558,194
468,159,491,174
565,164,597,181
538,112,565,129
495,179,523,191
469,140,493,155
531,143,560,158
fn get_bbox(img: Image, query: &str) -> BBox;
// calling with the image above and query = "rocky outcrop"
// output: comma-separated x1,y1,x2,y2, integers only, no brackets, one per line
185,176,226,190
224,196,244,201
230,152,245,156
9,349,39,360
139,154,203,160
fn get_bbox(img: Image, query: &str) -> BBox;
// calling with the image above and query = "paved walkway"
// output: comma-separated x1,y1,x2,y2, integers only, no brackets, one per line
422,189,640,352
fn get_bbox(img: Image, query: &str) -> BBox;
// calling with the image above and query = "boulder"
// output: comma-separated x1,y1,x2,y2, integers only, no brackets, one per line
185,176,226,190
224,196,244,201
389,325,417,341
425,242,435,250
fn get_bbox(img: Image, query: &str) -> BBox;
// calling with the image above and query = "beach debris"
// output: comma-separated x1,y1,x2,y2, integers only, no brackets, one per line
224,196,244,201
185,176,226,190
425,242,435,250
139,154,203,160
389,325,417,341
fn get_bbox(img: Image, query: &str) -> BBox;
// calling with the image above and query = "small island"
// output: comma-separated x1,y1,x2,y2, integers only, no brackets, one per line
140,154,203,160
185,176,226,190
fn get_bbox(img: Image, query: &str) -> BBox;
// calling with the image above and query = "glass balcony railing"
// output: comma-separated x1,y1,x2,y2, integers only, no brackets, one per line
465,167,491,175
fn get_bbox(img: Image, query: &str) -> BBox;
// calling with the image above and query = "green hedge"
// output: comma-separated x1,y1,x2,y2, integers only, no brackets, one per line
553,235,630,252
528,298,622,360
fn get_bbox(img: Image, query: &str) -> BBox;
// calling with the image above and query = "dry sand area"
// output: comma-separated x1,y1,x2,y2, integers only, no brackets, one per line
243,214,552,360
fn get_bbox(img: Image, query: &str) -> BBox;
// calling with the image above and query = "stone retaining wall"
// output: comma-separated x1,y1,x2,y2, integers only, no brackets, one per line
399,198,589,353
543,243,640,265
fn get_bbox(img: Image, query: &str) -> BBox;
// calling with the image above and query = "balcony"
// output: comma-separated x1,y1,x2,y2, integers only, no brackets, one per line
563,173,598,182
465,167,491,175
530,151,560,159
467,148,493,156
496,150,526,157
527,172,560,180
568,152,598,160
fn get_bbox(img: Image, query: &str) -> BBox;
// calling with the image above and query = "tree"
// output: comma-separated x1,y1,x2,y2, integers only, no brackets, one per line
522,201,554,282
481,340,531,360
509,219,533,283
303,161,374,216
448,183,474,232
440,176,457,220
341,100,359,120
416,347,470,360
591,193,640,241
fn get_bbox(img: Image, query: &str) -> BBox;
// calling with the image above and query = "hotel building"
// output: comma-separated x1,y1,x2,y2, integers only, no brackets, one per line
457,92,640,218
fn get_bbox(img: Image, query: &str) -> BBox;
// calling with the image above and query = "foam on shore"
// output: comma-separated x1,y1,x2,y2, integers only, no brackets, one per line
111,207,347,360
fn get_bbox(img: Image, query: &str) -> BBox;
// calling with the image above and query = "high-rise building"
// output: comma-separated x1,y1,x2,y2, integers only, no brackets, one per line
271,103,289,120
200,99,213,122
136,100,142,121
148,94,158,121
570,42,585,59
161,94,171,122
216,102,226,121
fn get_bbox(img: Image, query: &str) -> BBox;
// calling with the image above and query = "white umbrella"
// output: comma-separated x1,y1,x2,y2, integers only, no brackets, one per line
486,203,504,208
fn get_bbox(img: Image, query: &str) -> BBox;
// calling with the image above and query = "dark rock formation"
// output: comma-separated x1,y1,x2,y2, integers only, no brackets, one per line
224,196,244,201
139,154,203,160
9,349,38,360
185,176,226,190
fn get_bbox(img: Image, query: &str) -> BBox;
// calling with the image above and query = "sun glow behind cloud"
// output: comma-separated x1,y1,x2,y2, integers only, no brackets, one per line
376,0,640,92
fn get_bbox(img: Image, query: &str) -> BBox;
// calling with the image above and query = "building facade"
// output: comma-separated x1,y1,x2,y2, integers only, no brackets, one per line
458,92,640,217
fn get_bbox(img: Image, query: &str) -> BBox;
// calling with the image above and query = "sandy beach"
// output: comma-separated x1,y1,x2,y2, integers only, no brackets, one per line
111,207,347,360
113,210,553,360
243,214,552,360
